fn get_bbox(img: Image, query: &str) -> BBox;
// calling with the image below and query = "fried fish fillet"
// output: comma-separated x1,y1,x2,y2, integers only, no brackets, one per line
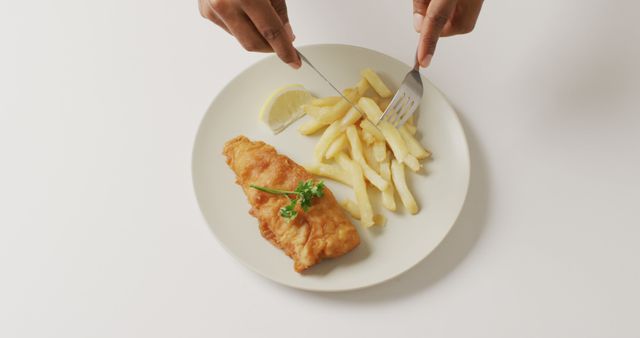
223,136,360,272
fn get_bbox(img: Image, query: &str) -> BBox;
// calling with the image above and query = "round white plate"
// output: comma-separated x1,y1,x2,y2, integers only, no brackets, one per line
192,44,470,292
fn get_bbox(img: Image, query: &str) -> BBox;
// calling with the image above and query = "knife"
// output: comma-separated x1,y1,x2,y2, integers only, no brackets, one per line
296,49,365,115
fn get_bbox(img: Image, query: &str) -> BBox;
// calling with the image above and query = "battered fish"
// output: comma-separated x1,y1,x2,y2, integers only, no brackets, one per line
223,136,360,272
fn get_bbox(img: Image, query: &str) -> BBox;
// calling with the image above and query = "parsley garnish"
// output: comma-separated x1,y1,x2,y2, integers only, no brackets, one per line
250,180,325,221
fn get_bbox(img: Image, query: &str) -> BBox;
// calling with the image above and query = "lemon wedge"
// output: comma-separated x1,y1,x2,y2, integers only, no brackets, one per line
259,84,313,134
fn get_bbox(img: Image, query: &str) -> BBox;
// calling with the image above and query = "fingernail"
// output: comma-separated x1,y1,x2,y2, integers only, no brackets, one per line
413,13,424,32
421,54,432,68
284,23,295,42
288,61,301,69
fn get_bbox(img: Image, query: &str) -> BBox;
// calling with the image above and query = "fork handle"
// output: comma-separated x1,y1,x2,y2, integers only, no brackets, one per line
413,48,420,71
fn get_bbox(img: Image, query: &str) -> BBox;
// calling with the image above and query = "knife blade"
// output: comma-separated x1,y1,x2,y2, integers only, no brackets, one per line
296,50,365,115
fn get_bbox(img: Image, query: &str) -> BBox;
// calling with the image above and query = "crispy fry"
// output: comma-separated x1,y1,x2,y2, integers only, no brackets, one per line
379,122,409,163
373,214,387,226
363,142,379,172
340,199,361,220
361,129,376,145
407,115,415,126
378,97,392,112
373,141,387,162
311,96,341,107
391,159,418,214
368,93,382,106
405,123,417,135
339,106,364,127
361,68,393,98
359,96,409,163
400,125,430,159
360,119,384,141
317,88,362,124
298,118,328,135
345,125,388,191
294,69,429,224
404,154,422,172
303,105,333,122
313,107,362,162
345,155,374,227
325,134,349,160
335,151,352,171
314,121,341,162
355,78,370,96
379,155,397,211
358,96,383,121
305,163,352,187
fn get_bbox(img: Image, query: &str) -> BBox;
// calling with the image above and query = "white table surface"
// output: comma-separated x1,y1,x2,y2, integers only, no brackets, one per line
2,1,639,337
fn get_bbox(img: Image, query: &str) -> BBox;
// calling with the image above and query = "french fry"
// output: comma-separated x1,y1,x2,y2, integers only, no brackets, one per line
311,96,341,107
345,125,388,191
325,134,348,160
405,123,417,135
404,154,422,172
313,107,362,162
339,106,363,127
340,199,361,219
345,155,374,227
360,119,384,141
361,68,393,98
294,68,431,226
305,163,352,187
373,214,387,226
314,121,341,162
303,105,333,122
317,88,361,124
400,125,430,159
363,142,379,172
407,115,415,126
379,156,397,211
378,97,392,112
391,159,418,214
335,152,352,171
361,129,376,145
369,93,382,106
358,96,383,121
342,87,356,96
355,78,370,96
298,118,328,135
380,122,409,163
373,141,387,162
358,97,409,163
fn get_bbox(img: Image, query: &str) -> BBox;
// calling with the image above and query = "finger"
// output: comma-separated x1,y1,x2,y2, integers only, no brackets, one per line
213,2,271,53
200,1,230,33
417,0,457,68
441,0,483,36
412,0,431,32
242,0,300,68
271,0,295,41
440,18,457,37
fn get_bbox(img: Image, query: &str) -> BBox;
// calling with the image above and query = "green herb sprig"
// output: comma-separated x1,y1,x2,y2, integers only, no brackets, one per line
250,180,325,221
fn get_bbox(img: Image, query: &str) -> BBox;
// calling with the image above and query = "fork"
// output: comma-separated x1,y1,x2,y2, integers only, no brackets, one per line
376,52,423,127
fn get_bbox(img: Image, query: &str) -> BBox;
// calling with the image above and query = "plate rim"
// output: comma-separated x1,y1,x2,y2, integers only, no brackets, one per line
191,43,471,292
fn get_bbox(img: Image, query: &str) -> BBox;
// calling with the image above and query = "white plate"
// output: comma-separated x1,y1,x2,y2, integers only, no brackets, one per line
192,44,470,292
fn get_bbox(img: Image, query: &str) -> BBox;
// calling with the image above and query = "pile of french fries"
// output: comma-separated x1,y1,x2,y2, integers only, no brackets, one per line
301,68,431,228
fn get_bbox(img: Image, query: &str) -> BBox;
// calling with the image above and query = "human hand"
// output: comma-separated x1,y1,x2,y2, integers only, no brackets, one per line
199,0,301,69
413,0,483,67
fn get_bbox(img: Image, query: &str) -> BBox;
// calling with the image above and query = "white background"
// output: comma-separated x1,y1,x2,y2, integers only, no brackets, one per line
2,1,639,337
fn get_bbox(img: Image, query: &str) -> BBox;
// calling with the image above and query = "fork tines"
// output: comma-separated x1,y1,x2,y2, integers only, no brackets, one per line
377,71,422,128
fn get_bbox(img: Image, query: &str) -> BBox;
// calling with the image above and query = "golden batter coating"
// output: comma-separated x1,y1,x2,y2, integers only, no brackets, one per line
223,136,360,272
